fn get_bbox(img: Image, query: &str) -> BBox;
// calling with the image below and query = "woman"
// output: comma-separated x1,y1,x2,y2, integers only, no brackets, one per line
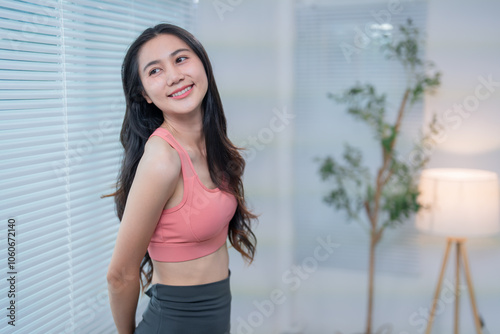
106,23,257,334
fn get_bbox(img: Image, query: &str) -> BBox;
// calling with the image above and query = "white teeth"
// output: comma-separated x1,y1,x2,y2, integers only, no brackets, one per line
171,85,192,97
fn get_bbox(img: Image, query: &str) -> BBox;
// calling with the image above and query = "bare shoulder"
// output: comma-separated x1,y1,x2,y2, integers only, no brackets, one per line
139,135,181,182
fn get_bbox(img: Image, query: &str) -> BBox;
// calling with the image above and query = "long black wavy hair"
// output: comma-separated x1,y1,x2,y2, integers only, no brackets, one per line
108,23,257,292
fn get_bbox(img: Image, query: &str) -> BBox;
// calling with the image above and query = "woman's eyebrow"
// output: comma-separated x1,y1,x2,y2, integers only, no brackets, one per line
142,48,191,73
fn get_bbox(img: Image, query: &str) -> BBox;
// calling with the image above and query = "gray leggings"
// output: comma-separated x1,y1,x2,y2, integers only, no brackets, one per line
134,270,231,334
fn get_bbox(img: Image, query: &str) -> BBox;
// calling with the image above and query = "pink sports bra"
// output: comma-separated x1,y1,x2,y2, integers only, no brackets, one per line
147,127,238,262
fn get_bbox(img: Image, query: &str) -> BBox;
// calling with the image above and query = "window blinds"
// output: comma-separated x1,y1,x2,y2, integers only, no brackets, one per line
0,1,196,333
292,0,428,276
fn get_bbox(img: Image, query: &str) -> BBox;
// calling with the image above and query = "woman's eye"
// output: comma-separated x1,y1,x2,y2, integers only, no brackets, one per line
176,56,187,63
149,68,160,76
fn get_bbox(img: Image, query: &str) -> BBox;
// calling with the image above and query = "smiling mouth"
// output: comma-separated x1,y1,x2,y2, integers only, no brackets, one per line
169,85,193,98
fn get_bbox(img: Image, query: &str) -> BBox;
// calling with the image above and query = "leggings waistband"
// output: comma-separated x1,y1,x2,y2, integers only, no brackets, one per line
145,269,231,302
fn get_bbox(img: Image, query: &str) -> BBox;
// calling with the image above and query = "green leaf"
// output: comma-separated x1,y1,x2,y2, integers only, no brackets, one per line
315,144,371,222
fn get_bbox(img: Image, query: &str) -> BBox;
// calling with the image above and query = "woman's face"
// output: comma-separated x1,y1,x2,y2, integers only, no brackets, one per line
137,34,208,117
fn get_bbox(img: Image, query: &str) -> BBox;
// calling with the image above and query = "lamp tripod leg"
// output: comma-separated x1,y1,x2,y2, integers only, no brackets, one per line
460,241,483,334
425,238,453,334
454,241,461,334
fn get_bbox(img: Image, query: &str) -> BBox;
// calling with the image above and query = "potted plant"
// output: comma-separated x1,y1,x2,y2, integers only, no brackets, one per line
316,18,441,334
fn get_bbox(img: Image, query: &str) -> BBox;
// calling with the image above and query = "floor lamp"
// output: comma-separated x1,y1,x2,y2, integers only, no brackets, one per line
416,168,500,334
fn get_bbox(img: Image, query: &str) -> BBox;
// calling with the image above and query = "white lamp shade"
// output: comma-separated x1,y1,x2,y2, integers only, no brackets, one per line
416,168,500,237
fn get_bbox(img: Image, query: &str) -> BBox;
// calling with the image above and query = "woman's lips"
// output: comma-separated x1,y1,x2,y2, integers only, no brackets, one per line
169,85,194,99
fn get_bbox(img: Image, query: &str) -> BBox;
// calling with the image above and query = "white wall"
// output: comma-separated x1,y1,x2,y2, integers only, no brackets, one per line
425,0,500,173
196,0,500,333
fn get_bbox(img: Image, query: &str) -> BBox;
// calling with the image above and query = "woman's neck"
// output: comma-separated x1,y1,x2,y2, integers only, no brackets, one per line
161,111,205,151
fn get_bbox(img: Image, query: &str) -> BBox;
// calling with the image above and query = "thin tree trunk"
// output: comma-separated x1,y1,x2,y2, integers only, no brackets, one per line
364,88,410,333
365,231,378,334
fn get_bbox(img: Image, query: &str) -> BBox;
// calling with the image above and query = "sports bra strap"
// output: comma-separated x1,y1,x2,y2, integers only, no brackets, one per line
149,127,195,180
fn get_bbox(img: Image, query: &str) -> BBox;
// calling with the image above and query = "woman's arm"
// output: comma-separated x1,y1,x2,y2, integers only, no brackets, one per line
107,137,180,334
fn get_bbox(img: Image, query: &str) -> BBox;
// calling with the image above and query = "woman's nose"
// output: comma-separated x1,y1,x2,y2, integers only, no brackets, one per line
166,67,184,86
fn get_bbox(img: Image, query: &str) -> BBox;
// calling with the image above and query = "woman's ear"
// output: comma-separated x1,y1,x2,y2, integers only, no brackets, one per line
142,91,152,104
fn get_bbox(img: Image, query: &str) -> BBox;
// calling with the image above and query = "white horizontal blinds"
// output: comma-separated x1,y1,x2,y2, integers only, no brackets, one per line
0,1,74,333
293,1,427,275
61,1,131,332
0,0,196,333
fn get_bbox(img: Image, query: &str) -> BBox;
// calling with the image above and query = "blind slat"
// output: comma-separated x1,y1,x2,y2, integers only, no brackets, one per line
0,0,59,18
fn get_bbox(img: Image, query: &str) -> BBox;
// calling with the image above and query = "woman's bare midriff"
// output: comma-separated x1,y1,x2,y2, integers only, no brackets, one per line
150,242,229,286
